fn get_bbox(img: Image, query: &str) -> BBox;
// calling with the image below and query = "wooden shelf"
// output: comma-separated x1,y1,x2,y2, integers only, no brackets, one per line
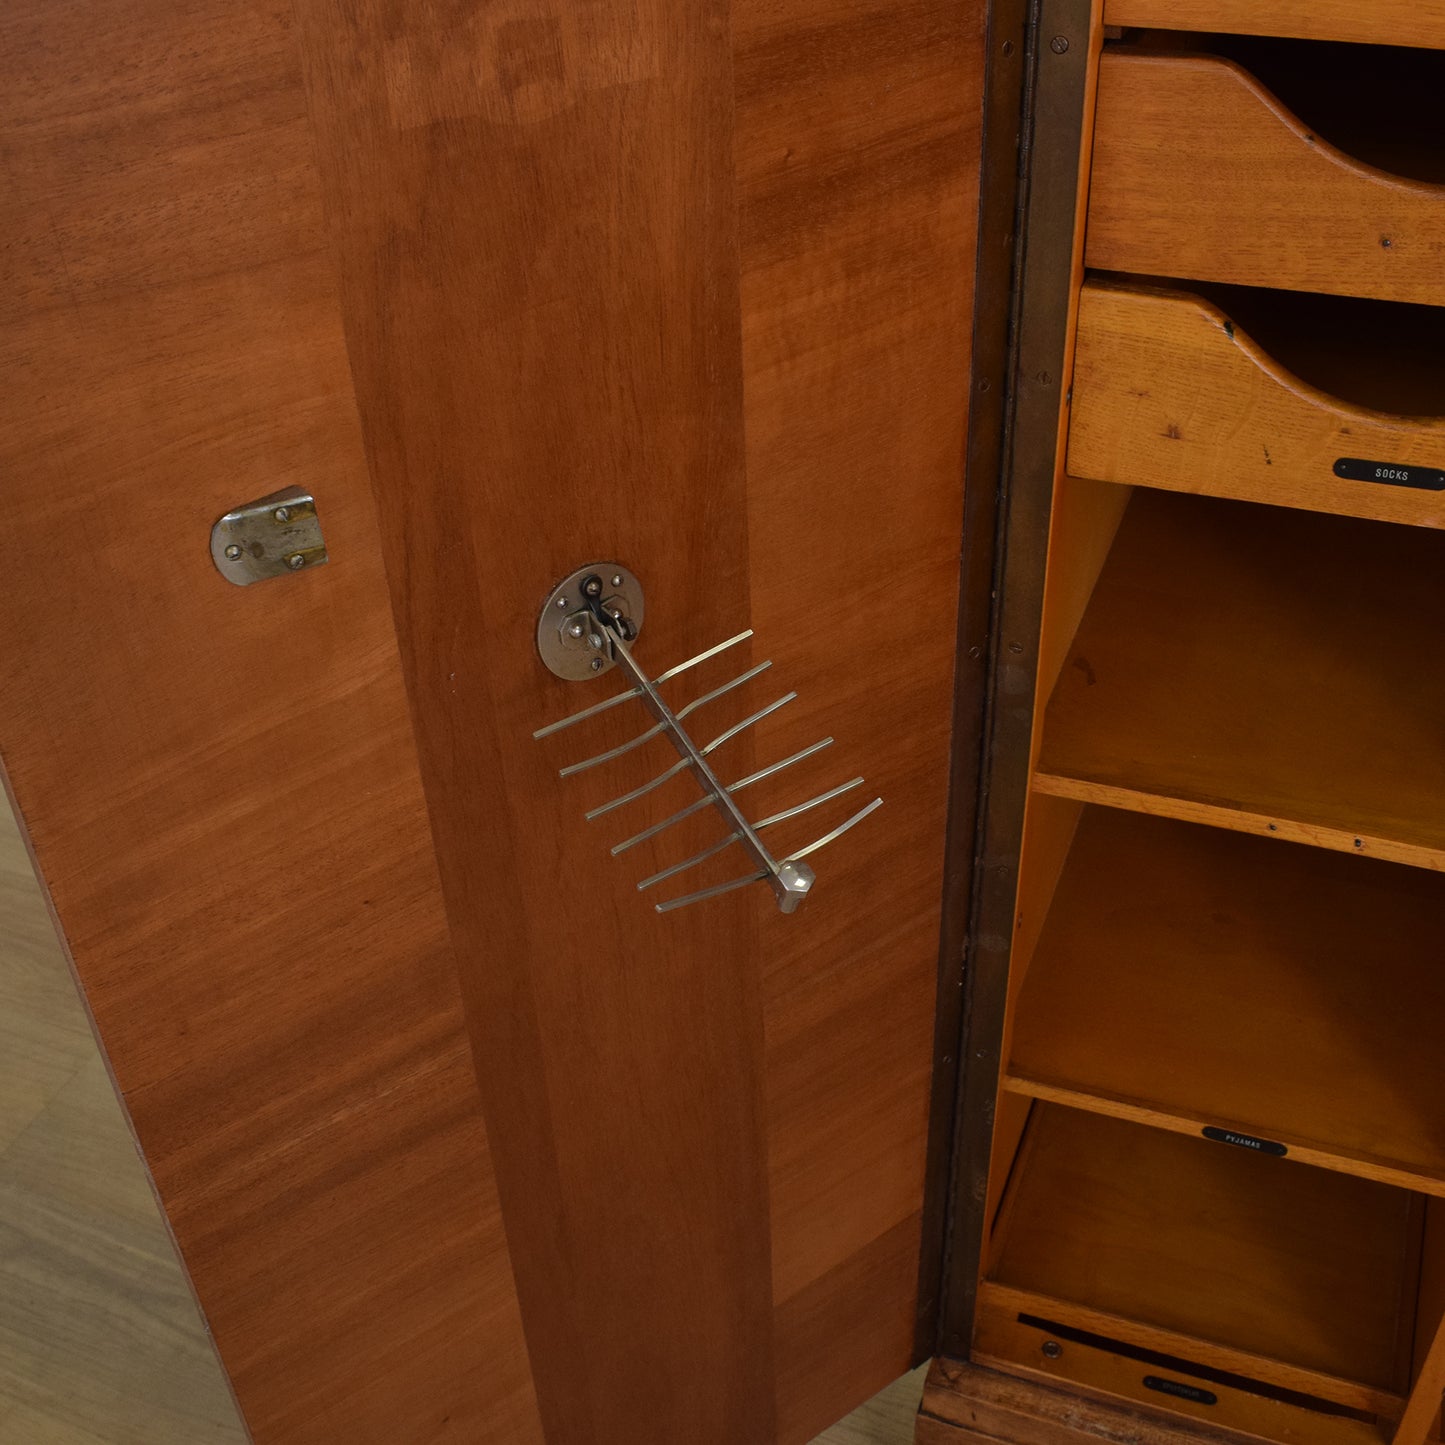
983,1105,1421,1416
1006,807,1445,1195
1087,51,1445,306
1034,491,1445,871
1069,281,1445,530
1103,0,1445,50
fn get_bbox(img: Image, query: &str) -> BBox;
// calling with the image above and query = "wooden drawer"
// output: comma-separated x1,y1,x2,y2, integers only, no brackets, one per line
1068,281,1445,528
978,1106,1419,1432
1102,0,1445,49
1086,51,1445,305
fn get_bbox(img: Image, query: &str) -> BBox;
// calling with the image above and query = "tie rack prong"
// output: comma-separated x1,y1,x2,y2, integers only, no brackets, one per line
535,565,880,915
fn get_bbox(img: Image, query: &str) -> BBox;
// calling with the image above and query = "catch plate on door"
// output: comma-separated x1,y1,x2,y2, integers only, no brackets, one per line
534,565,880,915
211,486,328,585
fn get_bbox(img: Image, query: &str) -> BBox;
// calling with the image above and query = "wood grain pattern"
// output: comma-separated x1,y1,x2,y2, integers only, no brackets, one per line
971,1323,1387,1445
1103,0,1445,49
0,0,542,1439
919,1355,1283,1445
294,3,782,1441
986,473,1129,1233
6,0,989,1436
972,1316,1393,1445
1087,52,1445,305
731,1,986,1436
988,1107,1420,1408
1007,808,1445,1196
1035,492,1445,871
919,1358,1358,1439
1068,283,1445,529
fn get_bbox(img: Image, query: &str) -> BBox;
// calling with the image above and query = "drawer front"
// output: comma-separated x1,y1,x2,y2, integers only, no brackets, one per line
973,1303,1391,1445
1086,51,1445,306
1067,282,1445,528
1103,0,1445,50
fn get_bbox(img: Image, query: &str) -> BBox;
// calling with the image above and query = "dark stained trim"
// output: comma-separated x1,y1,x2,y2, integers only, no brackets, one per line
933,0,1097,1361
914,0,1033,1360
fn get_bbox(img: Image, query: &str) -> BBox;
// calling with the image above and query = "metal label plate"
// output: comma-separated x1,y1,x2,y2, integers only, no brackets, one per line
1334,457,1445,492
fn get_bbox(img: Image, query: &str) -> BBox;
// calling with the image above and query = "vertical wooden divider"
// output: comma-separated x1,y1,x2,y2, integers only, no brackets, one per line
1396,1312,1445,1444
293,2,777,1443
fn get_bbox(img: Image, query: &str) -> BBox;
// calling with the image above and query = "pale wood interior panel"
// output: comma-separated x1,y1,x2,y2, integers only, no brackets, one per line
979,791,1081,1236
989,463,1131,1114
1069,282,1445,529
1087,51,1445,306
990,1107,1421,1407
1168,36,1445,189
971,1307,1396,1445
1033,476,1132,721
732,0,986,1437
1401,1204,1445,1442
0,0,542,1440
1104,1,1445,51
1397,1269,1445,1445
1418,1206,1445,1382
1035,491,1445,870
1008,807,1445,1195
1183,283,1445,420
974,11,1445,1442
979,799,1082,1238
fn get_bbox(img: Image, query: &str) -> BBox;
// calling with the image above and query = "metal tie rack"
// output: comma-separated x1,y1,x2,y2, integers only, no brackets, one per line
533,564,881,915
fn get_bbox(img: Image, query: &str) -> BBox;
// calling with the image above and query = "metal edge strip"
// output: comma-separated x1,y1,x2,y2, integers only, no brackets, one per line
930,0,1099,1363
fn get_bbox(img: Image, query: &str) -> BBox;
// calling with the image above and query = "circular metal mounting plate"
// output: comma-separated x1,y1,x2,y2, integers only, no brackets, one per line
536,563,645,682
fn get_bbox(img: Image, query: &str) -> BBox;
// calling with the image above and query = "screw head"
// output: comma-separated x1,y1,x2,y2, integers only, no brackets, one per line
611,574,623,586
556,596,569,609
286,552,306,570
273,506,291,523
582,576,603,598
590,658,604,672
223,543,242,561
1042,1340,1063,1360
1050,35,1069,53
566,620,585,639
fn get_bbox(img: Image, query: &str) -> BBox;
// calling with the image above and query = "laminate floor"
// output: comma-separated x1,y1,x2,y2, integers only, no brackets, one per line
0,792,922,1444
810,1368,926,1445
0,796,244,1444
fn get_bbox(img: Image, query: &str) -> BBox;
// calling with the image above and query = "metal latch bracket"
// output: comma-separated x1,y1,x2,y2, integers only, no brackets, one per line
211,487,328,586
